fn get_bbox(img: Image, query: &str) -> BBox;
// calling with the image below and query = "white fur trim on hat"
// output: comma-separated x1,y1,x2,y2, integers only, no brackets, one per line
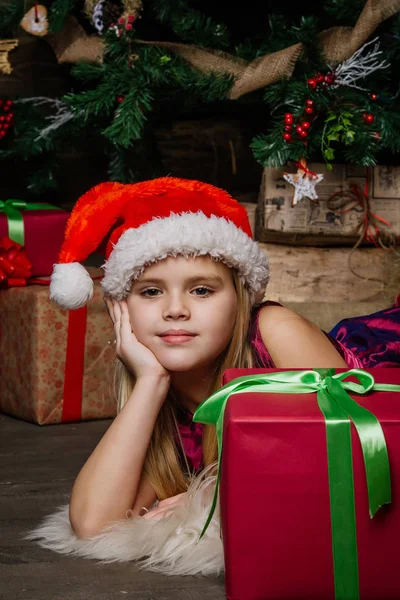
50,263,94,310
102,212,269,302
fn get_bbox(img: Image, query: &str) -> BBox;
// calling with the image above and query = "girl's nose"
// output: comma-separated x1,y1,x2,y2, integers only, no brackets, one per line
162,294,190,320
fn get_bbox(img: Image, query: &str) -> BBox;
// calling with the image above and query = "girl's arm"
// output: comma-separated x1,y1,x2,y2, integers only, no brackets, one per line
258,305,347,368
69,373,169,538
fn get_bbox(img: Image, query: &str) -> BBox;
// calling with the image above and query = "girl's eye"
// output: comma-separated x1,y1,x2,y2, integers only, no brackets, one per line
141,288,161,297
193,287,213,297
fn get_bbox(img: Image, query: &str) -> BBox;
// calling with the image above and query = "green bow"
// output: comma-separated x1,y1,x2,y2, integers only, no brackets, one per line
0,199,60,246
193,368,397,600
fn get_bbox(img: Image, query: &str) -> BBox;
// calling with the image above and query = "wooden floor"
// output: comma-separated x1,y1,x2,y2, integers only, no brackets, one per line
0,413,226,600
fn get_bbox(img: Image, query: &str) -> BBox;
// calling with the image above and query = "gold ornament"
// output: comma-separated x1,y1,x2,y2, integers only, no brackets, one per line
20,4,49,37
0,39,19,75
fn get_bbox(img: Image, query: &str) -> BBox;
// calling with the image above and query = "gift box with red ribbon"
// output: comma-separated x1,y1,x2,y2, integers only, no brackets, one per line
0,268,117,424
193,368,400,600
0,199,69,276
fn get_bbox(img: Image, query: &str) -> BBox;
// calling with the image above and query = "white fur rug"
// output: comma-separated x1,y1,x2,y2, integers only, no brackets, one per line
25,467,224,577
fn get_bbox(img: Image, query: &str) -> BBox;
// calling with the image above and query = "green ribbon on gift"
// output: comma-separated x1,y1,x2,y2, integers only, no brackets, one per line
193,368,398,600
0,199,61,246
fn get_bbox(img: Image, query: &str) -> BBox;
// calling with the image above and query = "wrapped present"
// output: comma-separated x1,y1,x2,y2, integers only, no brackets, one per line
0,199,69,276
0,268,117,424
193,368,400,600
256,164,400,247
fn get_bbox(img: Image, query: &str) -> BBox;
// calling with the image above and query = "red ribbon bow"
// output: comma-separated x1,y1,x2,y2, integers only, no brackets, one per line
0,236,33,288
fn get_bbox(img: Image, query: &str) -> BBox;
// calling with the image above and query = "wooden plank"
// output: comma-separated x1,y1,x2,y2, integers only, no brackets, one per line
0,414,226,600
259,243,400,304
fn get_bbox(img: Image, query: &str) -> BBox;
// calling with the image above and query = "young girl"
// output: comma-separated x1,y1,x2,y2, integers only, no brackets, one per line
28,177,400,576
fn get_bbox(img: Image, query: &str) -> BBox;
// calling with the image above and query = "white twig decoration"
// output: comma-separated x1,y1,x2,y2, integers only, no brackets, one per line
14,97,75,140
330,37,389,91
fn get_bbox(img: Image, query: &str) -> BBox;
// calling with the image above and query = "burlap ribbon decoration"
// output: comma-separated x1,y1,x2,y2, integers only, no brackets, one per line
47,0,400,99
0,40,19,75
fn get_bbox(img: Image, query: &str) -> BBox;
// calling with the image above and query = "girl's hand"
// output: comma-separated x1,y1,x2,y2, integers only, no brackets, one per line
141,492,188,520
105,298,170,381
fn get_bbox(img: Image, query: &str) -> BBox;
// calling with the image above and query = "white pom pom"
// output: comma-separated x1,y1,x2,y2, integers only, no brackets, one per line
49,263,94,310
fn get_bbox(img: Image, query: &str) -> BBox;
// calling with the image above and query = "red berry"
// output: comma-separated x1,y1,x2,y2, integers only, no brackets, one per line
125,23,132,30
299,129,308,138
284,113,293,123
324,74,335,85
4,105,10,112
305,106,314,114
305,99,314,106
283,132,292,141
364,113,374,124
118,17,125,24
307,78,317,89
284,124,292,131
117,96,125,103
370,93,377,101
128,15,136,23
316,73,324,83
295,125,303,134
302,121,311,130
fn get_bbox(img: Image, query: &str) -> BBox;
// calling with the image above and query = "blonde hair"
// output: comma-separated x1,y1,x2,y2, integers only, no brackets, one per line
113,269,254,500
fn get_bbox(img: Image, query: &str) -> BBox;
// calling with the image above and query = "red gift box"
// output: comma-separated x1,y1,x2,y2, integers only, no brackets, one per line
218,368,400,600
0,200,69,276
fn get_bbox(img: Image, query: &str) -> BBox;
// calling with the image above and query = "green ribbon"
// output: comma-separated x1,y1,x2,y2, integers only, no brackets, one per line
193,368,397,600
0,199,60,246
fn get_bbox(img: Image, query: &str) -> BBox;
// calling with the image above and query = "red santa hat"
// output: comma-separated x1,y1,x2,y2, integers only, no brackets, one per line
49,177,269,310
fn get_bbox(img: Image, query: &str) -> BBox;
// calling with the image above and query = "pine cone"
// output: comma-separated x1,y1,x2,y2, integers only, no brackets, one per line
102,1,123,30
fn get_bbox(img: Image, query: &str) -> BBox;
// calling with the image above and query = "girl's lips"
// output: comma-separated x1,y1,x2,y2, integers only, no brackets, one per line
160,335,197,344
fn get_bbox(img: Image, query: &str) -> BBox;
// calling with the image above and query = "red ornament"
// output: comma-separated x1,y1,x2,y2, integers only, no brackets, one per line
284,113,293,124
117,96,125,103
283,132,292,141
363,113,375,124
370,93,377,101
305,106,314,115
301,121,311,130
305,99,314,107
307,78,317,89
324,73,335,85
0,100,14,140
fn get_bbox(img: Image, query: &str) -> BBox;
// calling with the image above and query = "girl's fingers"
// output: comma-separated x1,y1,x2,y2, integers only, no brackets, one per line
112,300,122,346
104,298,115,323
120,301,136,339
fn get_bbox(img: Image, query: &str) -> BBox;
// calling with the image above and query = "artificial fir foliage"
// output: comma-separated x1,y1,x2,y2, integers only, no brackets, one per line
0,0,399,196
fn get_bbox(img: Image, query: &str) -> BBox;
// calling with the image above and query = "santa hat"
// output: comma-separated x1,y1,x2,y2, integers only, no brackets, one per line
49,177,269,310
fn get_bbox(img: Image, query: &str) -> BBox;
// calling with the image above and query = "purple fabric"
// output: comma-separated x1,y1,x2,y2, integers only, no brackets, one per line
176,297,400,471
328,302,400,367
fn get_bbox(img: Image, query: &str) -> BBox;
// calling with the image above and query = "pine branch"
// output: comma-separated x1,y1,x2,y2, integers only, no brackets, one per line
48,0,79,33
0,0,21,35
149,0,230,49
102,85,153,146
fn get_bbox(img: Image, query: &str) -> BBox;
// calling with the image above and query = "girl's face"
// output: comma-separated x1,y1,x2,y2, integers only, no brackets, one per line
126,255,238,372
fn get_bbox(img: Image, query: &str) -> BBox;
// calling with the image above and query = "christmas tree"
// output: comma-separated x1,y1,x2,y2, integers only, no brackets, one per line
0,0,399,199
